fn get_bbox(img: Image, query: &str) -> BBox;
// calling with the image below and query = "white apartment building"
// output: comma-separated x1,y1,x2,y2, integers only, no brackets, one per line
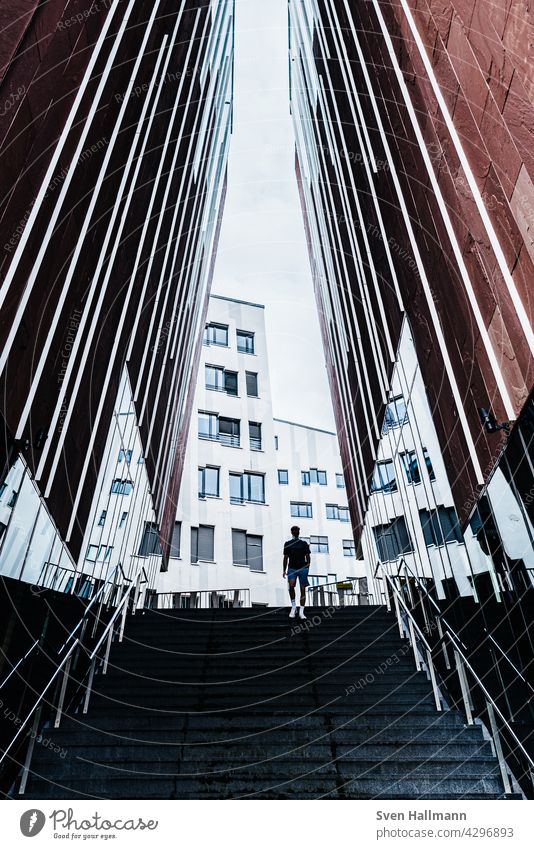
156,294,360,607
273,417,363,590
363,321,497,601
157,295,283,605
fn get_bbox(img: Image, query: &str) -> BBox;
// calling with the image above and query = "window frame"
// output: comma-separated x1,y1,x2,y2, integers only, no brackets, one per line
191,524,215,563
198,465,220,499
236,329,255,354
246,371,259,397
382,395,408,433
309,535,329,554
203,322,228,347
371,460,398,493
343,539,356,557
229,471,265,505
290,501,313,518
278,469,289,485
248,421,262,451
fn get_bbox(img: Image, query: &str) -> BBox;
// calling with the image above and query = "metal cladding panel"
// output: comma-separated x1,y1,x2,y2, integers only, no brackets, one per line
0,0,233,558
291,0,534,531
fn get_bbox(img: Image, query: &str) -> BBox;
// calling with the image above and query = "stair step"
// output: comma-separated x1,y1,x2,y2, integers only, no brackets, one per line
22,773,506,801
18,607,505,800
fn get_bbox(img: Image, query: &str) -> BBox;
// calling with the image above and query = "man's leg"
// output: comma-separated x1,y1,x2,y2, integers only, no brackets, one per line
288,578,297,617
299,571,307,618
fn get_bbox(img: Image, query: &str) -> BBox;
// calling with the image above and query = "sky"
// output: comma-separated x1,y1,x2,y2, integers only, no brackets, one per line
211,0,336,432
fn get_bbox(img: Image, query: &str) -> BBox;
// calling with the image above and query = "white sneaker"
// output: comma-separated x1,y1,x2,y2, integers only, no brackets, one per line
299,610,307,620
289,607,297,618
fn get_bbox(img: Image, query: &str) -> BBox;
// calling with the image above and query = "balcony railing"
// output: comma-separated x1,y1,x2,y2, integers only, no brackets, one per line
306,578,371,606
199,432,240,447
144,588,251,609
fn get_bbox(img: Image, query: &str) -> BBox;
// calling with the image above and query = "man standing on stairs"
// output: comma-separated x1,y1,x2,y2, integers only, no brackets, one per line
283,525,311,619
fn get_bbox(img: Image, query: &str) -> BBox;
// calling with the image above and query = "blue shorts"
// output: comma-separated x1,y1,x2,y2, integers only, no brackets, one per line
287,566,310,587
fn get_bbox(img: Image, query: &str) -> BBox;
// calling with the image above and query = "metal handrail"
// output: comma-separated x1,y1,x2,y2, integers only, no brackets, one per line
393,558,532,688
380,569,432,652
58,562,123,652
0,642,77,767
376,561,534,796
483,629,534,696
395,557,441,612
0,640,39,690
443,625,534,772
0,563,122,692
1,564,146,794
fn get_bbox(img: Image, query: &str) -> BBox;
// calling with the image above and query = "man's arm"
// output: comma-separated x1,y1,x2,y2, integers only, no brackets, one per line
305,542,311,567
283,554,289,577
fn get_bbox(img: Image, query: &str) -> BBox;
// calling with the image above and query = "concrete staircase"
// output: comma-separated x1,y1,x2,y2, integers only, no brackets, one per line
19,605,508,799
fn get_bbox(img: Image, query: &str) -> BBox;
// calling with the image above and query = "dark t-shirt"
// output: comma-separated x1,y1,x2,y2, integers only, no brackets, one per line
283,537,311,568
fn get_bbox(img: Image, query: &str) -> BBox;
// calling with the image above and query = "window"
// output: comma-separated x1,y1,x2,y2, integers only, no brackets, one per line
204,322,228,346
420,507,463,547
191,525,214,563
205,365,238,396
423,448,436,481
7,490,17,508
278,469,288,485
170,522,181,558
232,529,263,571
336,473,345,488
138,522,162,557
111,479,133,495
230,472,265,504
274,435,279,450
373,517,414,561
97,510,107,527
119,511,128,528
218,416,240,446
137,455,145,464
400,451,420,484
198,466,220,498
310,535,329,553
0,522,7,541
198,412,240,446
237,330,254,353
249,421,262,450
326,504,350,522
86,544,112,562
382,395,408,432
343,539,356,557
0,482,7,498
303,468,327,485
85,544,99,562
118,448,132,463
246,371,258,397
371,460,398,493
291,501,313,518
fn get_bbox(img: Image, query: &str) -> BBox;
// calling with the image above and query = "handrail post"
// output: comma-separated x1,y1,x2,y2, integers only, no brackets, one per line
18,705,42,796
102,624,114,675
426,647,442,711
454,649,474,725
119,593,129,642
54,654,72,728
392,592,404,639
132,573,142,614
486,700,512,795
437,618,451,670
408,617,422,671
83,657,97,714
